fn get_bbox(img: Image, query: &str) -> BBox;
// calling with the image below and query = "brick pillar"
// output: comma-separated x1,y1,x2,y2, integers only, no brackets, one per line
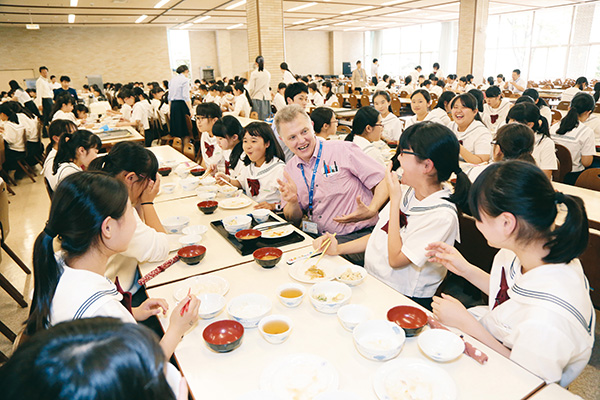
456,0,489,81
246,0,285,87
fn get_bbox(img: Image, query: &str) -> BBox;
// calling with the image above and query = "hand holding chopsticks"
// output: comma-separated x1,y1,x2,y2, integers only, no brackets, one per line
311,233,338,268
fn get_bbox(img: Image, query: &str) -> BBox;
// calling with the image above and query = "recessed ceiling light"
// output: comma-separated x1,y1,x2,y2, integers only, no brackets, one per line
333,19,358,26
382,0,406,5
344,26,365,31
68,14,75,23
70,0,78,6
287,2,317,12
292,18,316,25
154,0,170,8
135,15,147,23
194,15,210,23
308,25,329,30
227,23,243,29
226,0,246,10
341,6,374,14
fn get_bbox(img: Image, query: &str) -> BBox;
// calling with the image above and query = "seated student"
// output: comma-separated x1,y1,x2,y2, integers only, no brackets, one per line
0,318,188,400
43,120,77,189
315,122,469,309
404,89,448,131
428,91,455,127
427,160,594,387
116,88,135,122
91,84,107,101
217,122,285,211
150,86,165,118
375,74,390,91
428,79,443,98
344,106,386,166
73,104,89,123
308,83,324,107
220,86,235,112
310,107,338,140
550,92,596,184
507,102,557,179
496,74,505,87
522,88,553,125
321,81,337,107
386,79,397,92
464,123,535,182
455,76,468,92
0,102,27,176
203,84,218,104
467,88,485,115
52,75,78,101
273,83,287,111
196,102,225,171
276,105,388,264
398,76,414,96
49,129,101,191
482,86,511,134
231,82,253,117
373,91,402,143
23,172,199,360
449,93,492,164
51,94,78,124
5,101,42,166
561,77,587,103
8,80,40,118
132,87,153,146
480,76,495,92
88,142,168,294
212,115,245,177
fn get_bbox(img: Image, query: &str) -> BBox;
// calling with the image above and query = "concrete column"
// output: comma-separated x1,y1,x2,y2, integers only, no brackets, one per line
216,30,233,79
331,31,344,76
456,0,489,81
246,0,285,86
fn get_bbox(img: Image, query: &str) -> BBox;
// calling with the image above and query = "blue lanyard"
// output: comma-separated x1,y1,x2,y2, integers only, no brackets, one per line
298,141,323,216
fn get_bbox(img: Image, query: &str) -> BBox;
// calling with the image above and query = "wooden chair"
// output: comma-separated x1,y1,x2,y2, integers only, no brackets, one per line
336,93,344,107
362,89,370,96
430,93,438,102
557,101,570,111
594,103,600,114
239,110,246,118
390,98,401,117
331,101,340,108
551,109,562,125
552,143,572,183
337,125,351,135
360,94,370,107
183,142,196,161
249,111,259,120
580,229,600,309
399,91,409,99
348,94,358,109
574,168,600,191
171,137,183,153
184,114,194,138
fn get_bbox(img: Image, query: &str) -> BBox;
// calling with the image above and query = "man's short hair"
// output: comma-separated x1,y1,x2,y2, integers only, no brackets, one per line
60,75,70,83
513,69,521,75
373,58,378,63
39,66,48,73
356,60,362,65
284,82,308,103
274,104,311,135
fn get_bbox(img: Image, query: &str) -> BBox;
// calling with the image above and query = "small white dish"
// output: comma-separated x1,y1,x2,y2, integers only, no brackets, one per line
161,183,177,194
162,216,190,234
227,293,272,328
222,214,252,235
173,275,229,301
182,225,208,236
197,184,219,194
201,176,217,186
175,168,189,179
335,264,366,286
337,304,370,332
309,281,352,314
180,177,200,191
418,328,465,362
178,234,202,247
258,314,293,344
276,283,306,308
218,185,239,198
196,191,216,201
353,320,405,361
197,293,226,319
251,209,270,223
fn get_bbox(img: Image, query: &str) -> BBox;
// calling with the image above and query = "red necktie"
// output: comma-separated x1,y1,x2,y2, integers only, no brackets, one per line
204,142,215,158
247,178,260,197
490,114,499,124
381,211,408,233
492,267,510,309
114,276,133,315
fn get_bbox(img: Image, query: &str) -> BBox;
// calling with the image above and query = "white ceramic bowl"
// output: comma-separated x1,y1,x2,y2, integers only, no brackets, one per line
201,176,217,186
309,281,352,314
337,304,371,332
353,320,405,361
180,177,200,191
418,328,465,362
197,293,226,319
251,209,270,223
218,185,239,198
182,225,208,236
163,159,178,168
276,283,306,308
335,264,366,286
196,191,217,201
175,168,190,178
162,216,190,234
162,183,177,194
227,293,272,328
178,234,202,247
258,314,293,344
222,215,252,235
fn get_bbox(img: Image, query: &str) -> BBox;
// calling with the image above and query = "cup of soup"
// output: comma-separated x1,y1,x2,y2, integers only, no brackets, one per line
276,282,305,308
258,314,293,344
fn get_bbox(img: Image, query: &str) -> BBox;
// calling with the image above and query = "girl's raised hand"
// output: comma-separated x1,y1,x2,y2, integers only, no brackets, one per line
384,164,402,203
140,173,161,203
205,164,217,177
132,297,168,321
425,241,473,277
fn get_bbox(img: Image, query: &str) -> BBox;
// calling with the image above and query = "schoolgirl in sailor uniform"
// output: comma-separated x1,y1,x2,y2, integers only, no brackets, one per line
449,93,492,164
403,90,451,131
482,86,511,134
212,115,246,178
373,90,403,143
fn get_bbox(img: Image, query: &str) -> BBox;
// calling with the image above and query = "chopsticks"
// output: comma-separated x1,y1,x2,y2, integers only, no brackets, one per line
312,233,337,269
180,288,192,316
137,255,180,286
255,221,290,231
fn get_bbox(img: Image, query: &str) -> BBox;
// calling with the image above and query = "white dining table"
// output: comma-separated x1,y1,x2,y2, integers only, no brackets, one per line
553,182,600,230
150,146,203,203
528,383,582,399
147,247,546,400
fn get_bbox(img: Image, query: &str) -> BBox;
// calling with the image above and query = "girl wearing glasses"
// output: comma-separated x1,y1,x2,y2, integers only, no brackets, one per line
344,106,387,166
315,122,470,310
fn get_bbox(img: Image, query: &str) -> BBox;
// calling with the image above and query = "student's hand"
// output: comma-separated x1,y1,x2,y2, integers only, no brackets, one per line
140,173,161,203
333,195,375,223
425,241,472,277
132,298,169,321
254,202,276,211
215,172,230,186
384,164,402,204
277,171,299,204
169,295,200,335
432,293,472,329
205,164,217,176
312,232,339,255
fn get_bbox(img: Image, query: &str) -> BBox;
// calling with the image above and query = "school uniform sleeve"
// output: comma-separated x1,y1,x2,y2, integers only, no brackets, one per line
121,210,169,263
533,137,558,171
93,301,137,324
131,103,144,124
581,126,596,156
401,210,458,267
473,128,493,155
237,165,250,194
313,93,324,107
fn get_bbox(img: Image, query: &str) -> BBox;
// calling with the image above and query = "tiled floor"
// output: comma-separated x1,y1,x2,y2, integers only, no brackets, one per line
0,170,598,399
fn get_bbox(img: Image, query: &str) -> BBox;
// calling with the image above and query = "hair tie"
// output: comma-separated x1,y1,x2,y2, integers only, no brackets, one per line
44,226,57,238
554,191,566,204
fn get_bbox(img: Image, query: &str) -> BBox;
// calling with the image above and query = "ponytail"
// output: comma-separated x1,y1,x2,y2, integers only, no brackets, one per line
234,82,253,109
53,130,102,174
87,141,158,179
450,169,471,216
256,55,265,72
557,92,595,135
546,192,589,263
346,106,379,142
322,81,334,101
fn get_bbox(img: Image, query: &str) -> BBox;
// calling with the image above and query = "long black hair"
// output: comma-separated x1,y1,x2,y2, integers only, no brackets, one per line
450,93,483,122
308,82,322,96
556,92,595,135
0,102,19,124
5,100,36,120
212,115,244,170
373,90,392,113
242,122,285,165
50,94,76,120
468,89,484,112
434,91,456,111
88,141,159,181
310,107,335,134
53,130,102,174
346,106,379,142
234,82,253,109
494,123,535,164
25,172,130,335
4,318,176,400
470,160,588,263
46,119,77,155
280,62,293,76
392,121,471,214
506,102,550,139
322,81,334,101
522,88,549,108
256,55,265,72
594,82,600,103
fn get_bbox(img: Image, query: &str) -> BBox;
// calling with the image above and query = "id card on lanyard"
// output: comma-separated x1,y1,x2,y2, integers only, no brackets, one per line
298,141,323,234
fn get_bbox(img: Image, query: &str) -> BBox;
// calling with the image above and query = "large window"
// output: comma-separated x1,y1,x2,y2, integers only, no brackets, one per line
167,29,192,73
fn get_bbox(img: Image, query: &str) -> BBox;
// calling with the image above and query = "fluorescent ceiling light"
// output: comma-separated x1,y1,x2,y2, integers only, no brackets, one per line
154,0,170,8
292,18,316,25
372,22,393,26
341,6,374,14
135,15,147,23
382,0,406,5
333,19,358,26
227,23,243,29
68,14,75,23
26,24,40,29
180,23,192,29
344,26,365,31
308,25,329,30
287,2,317,12
70,0,78,6
194,15,210,23
226,0,246,10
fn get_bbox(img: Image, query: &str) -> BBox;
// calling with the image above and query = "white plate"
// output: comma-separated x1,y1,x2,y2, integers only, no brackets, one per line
314,391,363,400
236,391,282,400
173,275,229,301
254,222,295,239
417,328,465,363
219,197,253,210
260,354,339,400
289,257,338,284
372,357,457,400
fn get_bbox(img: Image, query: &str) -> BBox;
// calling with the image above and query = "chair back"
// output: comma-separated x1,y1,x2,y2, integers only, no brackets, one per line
594,103,600,114
390,98,401,117
362,89,370,96
348,94,358,109
552,143,573,182
580,229,600,309
337,125,351,135
249,111,259,120
502,89,513,97
399,91,409,98
0,180,9,240
183,142,196,161
331,101,340,108
575,168,600,191
336,93,344,106
455,214,499,274
44,177,54,200
360,94,370,107
551,109,562,125
171,137,183,153
430,93,438,102
557,101,570,111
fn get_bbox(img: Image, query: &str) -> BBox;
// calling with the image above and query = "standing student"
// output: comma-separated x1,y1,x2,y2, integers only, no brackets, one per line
212,115,245,177
371,58,379,85
308,83,324,107
51,95,78,124
504,69,527,94
373,91,402,143
432,62,444,79
550,92,596,184
449,93,492,164
49,130,101,191
36,66,54,126
9,80,40,118
351,60,367,92
315,122,468,309
310,107,338,140
522,88,553,125
506,102,557,179
321,81,337,107
231,82,253,118
24,172,199,360
561,77,587,103
280,62,296,85
427,161,593,387
344,106,386,166
196,102,225,171
168,65,192,141
248,56,271,120
428,91,455,127
52,76,78,100
482,86,511,134
216,122,285,210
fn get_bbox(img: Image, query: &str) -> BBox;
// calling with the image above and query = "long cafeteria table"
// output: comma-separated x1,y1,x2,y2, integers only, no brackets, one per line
554,182,600,230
